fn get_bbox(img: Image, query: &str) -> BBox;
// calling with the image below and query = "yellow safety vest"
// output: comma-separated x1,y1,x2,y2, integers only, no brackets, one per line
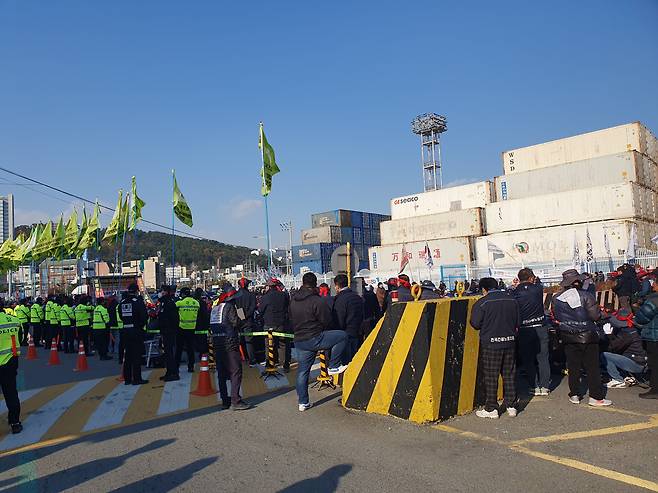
15,304,30,325
0,312,20,366
60,305,75,327
30,303,44,323
175,297,200,330
92,305,110,330
74,304,93,326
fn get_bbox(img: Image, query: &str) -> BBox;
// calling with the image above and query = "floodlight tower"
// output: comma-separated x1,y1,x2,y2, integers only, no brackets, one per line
411,113,447,191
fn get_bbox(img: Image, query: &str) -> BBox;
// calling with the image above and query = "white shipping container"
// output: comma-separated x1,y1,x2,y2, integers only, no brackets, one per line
379,208,483,245
369,237,473,274
474,220,658,266
485,183,656,234
502,122,658,175
301,226,341,245
390,181,494,219
495,151,658,201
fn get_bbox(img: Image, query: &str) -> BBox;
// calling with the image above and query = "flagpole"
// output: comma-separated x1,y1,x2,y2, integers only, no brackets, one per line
171,169,176,285
260,122,273,274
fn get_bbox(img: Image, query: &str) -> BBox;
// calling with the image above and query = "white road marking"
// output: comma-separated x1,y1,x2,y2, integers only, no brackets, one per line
157,369,193,415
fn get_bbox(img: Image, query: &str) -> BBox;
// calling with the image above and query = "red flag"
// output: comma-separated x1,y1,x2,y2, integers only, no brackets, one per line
399,243,410,273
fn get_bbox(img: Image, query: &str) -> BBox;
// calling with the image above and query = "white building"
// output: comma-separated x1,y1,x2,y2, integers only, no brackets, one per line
0,194,14,243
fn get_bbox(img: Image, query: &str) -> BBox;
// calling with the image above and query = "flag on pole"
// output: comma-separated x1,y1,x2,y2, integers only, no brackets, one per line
34,221,53,259
64,209,79,255
572,231,581,268
173,171,193,227
103,191,123,241
119,193,130,236
399,243,410,273
52,215,66,260
259,123,280,197
130,176,145,231
627,223,637,262
487,241,505,263
78,202,100,253
585,226,594,263
17,226,39,263
424,242,434,269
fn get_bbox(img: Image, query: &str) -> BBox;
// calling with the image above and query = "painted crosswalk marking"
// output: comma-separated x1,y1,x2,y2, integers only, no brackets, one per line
157,370,194,415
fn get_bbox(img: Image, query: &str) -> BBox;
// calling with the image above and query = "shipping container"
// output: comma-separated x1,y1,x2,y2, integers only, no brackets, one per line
485,183,657,234
352,227,362,244
368,237,473,275
502,122,658,175
351,211,363,229
475,220,658,266
341,227,354,244
495,151,658,201
292,243,339,263
363,228,372,245
311,210,352,228
362,212,372,229
293,259,331,275
301,226,342,245
380,208,484,245
390,181,494,220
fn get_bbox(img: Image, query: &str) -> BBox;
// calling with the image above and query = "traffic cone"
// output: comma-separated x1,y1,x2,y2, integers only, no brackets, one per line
190,354,216,396
74,342,89,372
47,339,61,366
26,333,38,360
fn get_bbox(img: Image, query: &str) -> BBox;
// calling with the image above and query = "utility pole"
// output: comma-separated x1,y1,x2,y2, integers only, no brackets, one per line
280,221,293,276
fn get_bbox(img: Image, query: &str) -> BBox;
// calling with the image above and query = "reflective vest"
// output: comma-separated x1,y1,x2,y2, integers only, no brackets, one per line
14,304,30,325
92,305,110,330
115,305,123,329
53,304,61,326
4,308,15,317
74,304,93,327
45,301,58,325
60,305,75,327
175,297,200,330
0,312,20,366
30,303,44,323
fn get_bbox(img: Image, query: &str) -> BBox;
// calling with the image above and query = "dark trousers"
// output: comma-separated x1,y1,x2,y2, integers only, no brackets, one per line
564,342,604,400
77,326,91,355
63,326,75,353
55,325,63,350
93,329,109,358
480,345,517,412
214,337,243,405
518,326,551,389
43,323,55,349
0,357,20,425
162,331,178,376
175,330,196,370
646,340,658,392
343,334,360,365
268,326,291,367
195,334,209,360
118,335,125,364
122,331,144,383
19,323,28,346
31,323,42,346
243,334,258,364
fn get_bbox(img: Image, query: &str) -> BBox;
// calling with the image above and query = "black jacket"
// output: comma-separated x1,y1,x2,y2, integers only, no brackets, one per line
259,288,289,328
118,294,148,335
470,290,519,349
234,288,257,330
158,295,179,334
614,270,640,297
195,298,210,333
397,285,414,302
290,287,333,342
551,288,601,344
332,288,364,337
209,301,240,351
511,282,546,328
608,325,646,364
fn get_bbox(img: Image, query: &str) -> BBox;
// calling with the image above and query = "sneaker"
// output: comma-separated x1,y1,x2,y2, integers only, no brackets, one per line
10,423,23,434
132,380,149,386
506,407,517,418
588,397,613,407
162,374,180,382
231,401,253,411
475,409,499,419
298,402,313,412
220,401,231,410
328,364,348,375
531,387,543,396
569,395,581,404
539,387,550,396
623,376,638,387
639,391,658,400
606,379,626,389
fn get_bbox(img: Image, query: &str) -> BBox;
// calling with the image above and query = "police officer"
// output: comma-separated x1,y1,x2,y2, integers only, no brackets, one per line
175,287,200,373
30,297,44,347
14,299,30,346
194,288,210,359
0,298,22,434
53,296,63,351
59,297,76,353
118,284,149,385
158,285,180,381
74,296,94,356
92,297,112,360
44,295,58,350
235,278,259,366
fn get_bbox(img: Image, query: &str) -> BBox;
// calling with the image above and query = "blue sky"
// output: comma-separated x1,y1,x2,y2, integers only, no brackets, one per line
1,1,657,250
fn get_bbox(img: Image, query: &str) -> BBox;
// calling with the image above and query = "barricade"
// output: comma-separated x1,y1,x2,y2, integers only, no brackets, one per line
207,336,216,370
240,330,295,381
310,351,336,391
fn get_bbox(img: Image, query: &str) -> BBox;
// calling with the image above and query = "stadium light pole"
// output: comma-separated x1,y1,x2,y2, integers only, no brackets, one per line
280,221,293,276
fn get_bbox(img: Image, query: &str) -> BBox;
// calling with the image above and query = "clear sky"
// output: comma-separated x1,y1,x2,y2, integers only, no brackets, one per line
1,1,657,250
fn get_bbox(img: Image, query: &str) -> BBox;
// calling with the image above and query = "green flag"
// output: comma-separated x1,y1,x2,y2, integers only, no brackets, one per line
173,171,193,227
78,202,100,253
51,215,66,260
259,123,280,197
76,206,88,251
130,176,145,231
34,221,53,259
103,191,123,241
9,234,26,263
120,193,130,236
64,209,79,255
17,227,39,263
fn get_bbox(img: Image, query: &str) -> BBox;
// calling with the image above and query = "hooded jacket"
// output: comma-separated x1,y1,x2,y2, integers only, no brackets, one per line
633,292,658,342
259,288,289,328
613,269,641,297
289,287,332,342
332,287,364,337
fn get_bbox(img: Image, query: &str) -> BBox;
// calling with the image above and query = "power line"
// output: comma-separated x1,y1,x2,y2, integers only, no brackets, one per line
0,166,212,241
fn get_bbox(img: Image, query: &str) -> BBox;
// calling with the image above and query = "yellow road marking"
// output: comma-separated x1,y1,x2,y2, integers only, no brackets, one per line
433,424,503,444
585,405,651,418
0,434,79,458
516,416,658,444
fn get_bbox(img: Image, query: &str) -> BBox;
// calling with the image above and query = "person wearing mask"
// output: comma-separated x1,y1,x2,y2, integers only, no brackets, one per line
396,275,413,302
375,283,388,319
158,285,180,381
512,268,551,396
332,274,364,363
30,297,44,347
193,288,210,359
259,278,291,371
118,284,149,385
601,309,646,388
552,269,612,407
210,284,252,411
53,297,63,351
470,277,519,419
74,296,94,356
631,278,658,399
59,297,76,353
175,287,200,373
0,299,22,434
92,298,112,361
14,299,30,347
234,278,259,367
290,273,348,411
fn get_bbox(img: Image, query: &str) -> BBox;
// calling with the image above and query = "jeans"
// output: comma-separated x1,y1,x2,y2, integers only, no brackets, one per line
294,330,348,405
602,352,645,382
518,326,551,389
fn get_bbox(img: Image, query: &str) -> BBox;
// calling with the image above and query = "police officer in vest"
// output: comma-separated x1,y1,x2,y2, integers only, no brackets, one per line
53,296,63,351
92,298,112,360
175,287,200,373
60,297,76,353
158,285,180,381
74,296,94,356
30,297,44,347
44,295,58,350
14,299,31,346
194,288,210,359
118,284,149,385
0,298,23,434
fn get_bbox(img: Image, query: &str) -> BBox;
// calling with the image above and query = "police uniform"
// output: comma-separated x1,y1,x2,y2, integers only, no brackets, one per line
92,301,111,360
118,289,149,385
158,287,180,381
30,300,44,347
74,299,93,355
59,301,75,353
44,298,58,349
14,301,30,346
175,293,200,372
0,310,22,433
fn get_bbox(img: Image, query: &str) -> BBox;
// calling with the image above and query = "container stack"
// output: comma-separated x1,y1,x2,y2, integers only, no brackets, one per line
476,122,658,266
293,209,390,275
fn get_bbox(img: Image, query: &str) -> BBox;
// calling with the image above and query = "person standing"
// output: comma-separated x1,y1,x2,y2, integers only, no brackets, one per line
0,299,22,434
107,295,121,357
193,288,210,359
396,275,414,302
552,269,612,407
512,268,551,396
59,297,76,353
92,298,112,360
470,277,519,419
158,285,180,381
43,295,58,350
332,274,364,364
118,284,149,385
209,284,251,410
259,279,291,371
74,296,93,356
290,273,348,412
53,297,63,351
30,297,44,347
632,278,658,399
175,287,200,373
234,278,259,366
613,264,640,312
14,299,30,347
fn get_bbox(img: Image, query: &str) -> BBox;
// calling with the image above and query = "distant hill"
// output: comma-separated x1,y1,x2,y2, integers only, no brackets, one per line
15,225,265,270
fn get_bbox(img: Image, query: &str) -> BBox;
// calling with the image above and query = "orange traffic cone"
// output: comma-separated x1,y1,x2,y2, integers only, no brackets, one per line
190,354,216,396
26,333,38,360
47,339,61,366
74,342,89,372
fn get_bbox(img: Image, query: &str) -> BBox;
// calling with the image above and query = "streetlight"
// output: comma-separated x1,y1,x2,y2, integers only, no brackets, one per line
280,221,293,276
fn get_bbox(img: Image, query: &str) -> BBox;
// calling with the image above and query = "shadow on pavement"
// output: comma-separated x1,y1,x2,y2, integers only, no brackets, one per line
0,475,24,489
108,457,219,492
277,464,352,493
